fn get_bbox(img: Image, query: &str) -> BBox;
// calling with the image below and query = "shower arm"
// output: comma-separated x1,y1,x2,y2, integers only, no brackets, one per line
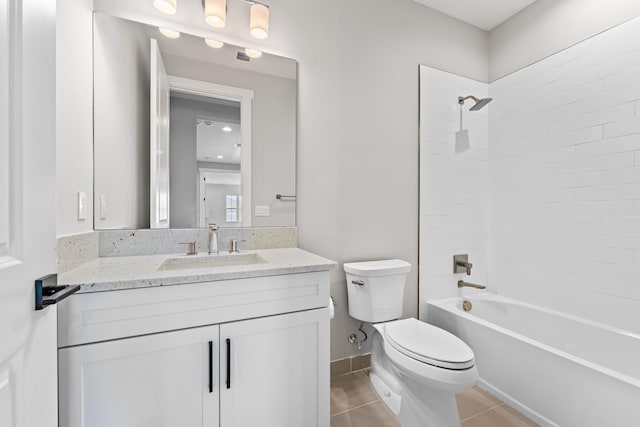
458,95,481,105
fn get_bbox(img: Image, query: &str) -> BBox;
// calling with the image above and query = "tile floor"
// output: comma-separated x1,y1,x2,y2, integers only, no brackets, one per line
330,370,540,427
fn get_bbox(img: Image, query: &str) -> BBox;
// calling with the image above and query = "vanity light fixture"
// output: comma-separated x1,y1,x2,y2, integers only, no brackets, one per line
159,27,181,39
153,0,177,14
244,48,262,58
222,126,232,132
204,0,227,28
249,3,269,39
205,38,224,48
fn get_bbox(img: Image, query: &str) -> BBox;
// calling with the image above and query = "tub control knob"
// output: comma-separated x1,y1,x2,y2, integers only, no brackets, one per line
453,254,473,275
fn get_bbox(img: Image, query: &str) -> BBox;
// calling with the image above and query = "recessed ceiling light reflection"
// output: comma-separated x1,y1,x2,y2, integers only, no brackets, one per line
222,126,232,132
153,0,176,15
244,48,262,59
159,27,180,39
205,39,224,49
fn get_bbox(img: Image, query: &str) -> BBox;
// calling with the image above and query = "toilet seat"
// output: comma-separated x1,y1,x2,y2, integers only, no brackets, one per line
383,318,475,370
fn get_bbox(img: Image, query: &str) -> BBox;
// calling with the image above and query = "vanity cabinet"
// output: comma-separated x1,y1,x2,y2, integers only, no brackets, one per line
58,271,330,427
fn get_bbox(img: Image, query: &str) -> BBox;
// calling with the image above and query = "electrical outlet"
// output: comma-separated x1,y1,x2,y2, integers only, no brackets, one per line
77,192,87,220
255,205,270,217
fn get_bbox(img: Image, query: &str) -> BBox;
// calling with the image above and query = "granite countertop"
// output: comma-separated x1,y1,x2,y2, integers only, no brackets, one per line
59,247,337,293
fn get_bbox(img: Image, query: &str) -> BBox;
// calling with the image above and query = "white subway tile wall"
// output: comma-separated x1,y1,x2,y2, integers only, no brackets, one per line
489,16,640,332
419,66,489,319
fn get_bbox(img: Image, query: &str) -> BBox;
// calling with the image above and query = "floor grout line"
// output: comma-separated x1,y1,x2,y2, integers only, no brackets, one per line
460,402,506,423
330,399,381,418
330,367,371,380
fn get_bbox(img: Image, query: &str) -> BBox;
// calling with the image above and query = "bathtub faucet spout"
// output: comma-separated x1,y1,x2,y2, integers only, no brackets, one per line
458,280,486,290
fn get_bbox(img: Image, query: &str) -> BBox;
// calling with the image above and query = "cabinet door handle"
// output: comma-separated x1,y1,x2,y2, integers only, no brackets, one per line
226,338,231,389
208,341,213,393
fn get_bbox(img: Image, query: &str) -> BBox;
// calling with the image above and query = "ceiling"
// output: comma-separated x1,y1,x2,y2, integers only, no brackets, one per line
197,118,242,165
413,0,539,31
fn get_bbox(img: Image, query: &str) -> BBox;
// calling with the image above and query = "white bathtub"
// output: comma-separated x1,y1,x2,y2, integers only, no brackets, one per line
426,293,640,427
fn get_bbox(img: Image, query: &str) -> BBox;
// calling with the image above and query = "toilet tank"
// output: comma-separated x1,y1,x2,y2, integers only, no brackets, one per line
344,260,411,323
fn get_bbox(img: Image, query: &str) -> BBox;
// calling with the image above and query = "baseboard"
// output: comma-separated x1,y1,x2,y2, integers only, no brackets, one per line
330,353,371,377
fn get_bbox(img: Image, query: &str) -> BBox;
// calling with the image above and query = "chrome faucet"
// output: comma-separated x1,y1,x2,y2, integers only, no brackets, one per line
208,224,219,255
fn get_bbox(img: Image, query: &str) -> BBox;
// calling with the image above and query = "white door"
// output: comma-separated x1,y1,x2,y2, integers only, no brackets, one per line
220,309,330,427
0,0,58,426
150,38,170,228
59,325,220,427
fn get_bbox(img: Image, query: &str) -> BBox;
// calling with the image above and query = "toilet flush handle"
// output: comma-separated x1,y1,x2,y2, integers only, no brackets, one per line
352,280,365,286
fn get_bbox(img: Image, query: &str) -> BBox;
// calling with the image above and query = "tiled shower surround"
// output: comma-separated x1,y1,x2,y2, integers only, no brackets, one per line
489,17,640,333
419,66,490,319
421,16,640,333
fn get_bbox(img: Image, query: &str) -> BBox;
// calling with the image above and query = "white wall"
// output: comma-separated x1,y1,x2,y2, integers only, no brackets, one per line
56,0,94,236
93,14,150,229
489,0,640,81
489,16,640,333
418,66,489,320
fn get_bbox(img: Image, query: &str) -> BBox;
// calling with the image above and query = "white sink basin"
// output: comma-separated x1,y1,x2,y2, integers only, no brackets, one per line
157,253,267,271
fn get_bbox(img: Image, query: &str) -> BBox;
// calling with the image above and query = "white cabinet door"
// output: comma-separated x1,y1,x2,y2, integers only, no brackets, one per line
220,308,330,427
59,325,220,427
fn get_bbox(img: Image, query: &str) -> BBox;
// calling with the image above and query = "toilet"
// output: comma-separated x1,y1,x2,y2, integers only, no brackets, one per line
344,260,478,427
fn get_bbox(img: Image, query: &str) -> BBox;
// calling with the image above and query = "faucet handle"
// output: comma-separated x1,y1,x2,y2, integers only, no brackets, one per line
179,242,197,255
453,254,473,275
229,239,246,253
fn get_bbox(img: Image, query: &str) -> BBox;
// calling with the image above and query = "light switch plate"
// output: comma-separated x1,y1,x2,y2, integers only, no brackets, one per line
255,205,270,217
99,195,107,220
77,192,87,220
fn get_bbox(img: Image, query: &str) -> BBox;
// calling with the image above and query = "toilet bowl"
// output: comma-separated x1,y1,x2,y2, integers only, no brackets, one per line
344,260,477,427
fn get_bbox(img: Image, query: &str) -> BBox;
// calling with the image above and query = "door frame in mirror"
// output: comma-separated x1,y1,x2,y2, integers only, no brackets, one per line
167,76,254,227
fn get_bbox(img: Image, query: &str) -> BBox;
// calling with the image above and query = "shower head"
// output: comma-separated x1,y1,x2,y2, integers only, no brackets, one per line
458,95,493,111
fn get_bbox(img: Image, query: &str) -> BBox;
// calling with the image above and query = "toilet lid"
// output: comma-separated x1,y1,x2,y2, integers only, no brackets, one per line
343,259,411,276
383,319,475,370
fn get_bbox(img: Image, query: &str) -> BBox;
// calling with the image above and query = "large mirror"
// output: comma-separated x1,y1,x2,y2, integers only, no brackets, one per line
92,13,297,230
